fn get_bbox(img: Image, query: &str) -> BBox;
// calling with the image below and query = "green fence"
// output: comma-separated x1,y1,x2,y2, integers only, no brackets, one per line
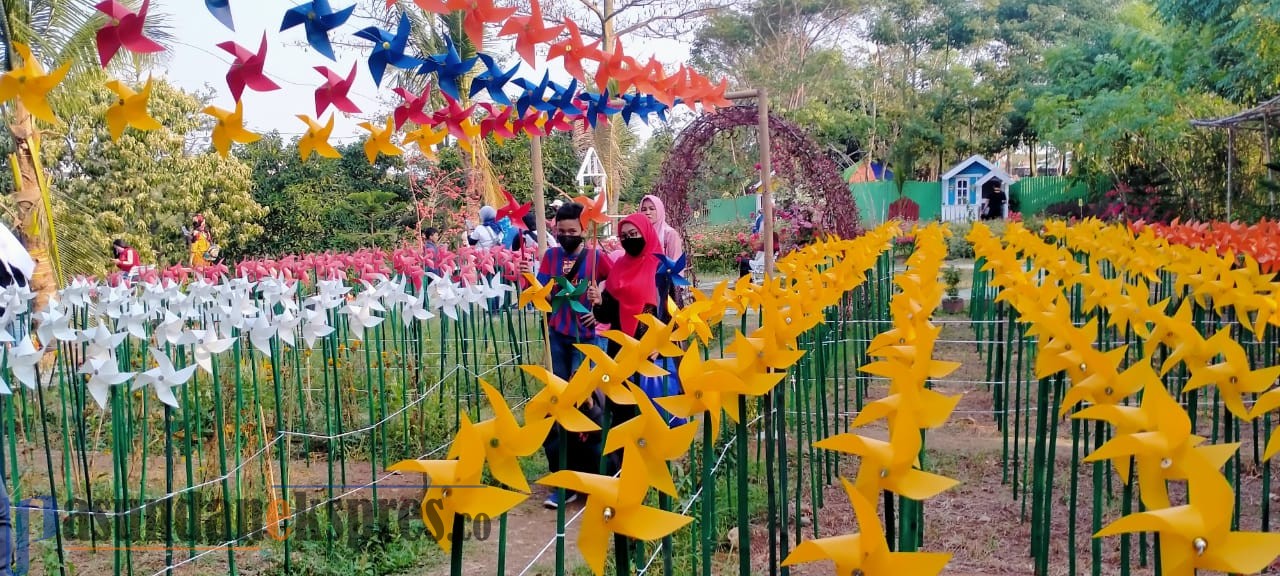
849,181,942,225
1009,176,1093,215
706,195,759,225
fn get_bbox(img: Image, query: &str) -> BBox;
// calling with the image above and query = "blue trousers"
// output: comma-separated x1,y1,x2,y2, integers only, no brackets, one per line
543,329,608,475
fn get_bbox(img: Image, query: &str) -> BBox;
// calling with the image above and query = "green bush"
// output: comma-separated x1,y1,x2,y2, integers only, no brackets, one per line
686,223,752,275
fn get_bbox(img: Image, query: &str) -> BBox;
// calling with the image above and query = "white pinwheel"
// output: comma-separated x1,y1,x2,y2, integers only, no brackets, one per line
7,336,44,390
59,277,94,309
400,289,435,327
132,348,197,408
482,274,513,301
274,308,302,347
80,322,127,360
155,311,187,346
79,356,135,409
115,302,152,341
246,314,278,356
427,273,464,321
179,328,235,375
33,301,78,346
301,307,334,349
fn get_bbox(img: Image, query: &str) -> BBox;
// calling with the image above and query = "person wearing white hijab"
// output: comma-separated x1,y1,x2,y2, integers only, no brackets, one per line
0,221,33,287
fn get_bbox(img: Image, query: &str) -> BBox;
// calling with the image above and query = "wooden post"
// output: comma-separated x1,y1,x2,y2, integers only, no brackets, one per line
758,89,775,275
1266,114,1275,205
531,135,548,258
1227,128,1235,221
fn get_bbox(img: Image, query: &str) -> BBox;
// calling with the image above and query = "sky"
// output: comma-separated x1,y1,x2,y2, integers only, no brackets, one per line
155,1,693,143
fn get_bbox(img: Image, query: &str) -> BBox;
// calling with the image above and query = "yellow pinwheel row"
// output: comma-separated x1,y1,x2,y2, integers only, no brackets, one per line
984,221,1280,459
970,221,1280,575
785,222,960,576
390,222,902,575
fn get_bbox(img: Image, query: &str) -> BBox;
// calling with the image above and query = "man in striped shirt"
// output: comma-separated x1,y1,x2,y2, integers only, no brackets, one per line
534,201,613,508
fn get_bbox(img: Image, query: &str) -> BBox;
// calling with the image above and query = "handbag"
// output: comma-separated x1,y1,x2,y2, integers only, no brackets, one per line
636,356,687,427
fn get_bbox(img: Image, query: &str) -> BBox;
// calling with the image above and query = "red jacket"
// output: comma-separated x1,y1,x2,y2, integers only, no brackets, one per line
116,247,138,272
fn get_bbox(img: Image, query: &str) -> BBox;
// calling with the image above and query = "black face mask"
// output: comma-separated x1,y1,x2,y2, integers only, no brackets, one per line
621,237,646,257
557,234,583,253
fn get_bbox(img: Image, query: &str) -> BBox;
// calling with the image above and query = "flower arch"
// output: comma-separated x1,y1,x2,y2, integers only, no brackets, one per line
651,105,862,246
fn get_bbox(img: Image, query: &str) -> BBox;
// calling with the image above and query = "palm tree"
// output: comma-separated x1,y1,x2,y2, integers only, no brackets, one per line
0,0,172,298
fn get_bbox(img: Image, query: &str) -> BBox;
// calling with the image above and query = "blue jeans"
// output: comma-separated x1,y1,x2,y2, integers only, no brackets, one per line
547,330,603,381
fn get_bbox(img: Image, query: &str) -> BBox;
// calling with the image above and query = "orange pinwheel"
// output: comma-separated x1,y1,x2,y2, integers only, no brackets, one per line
545,19,600,82
104,76,162,140
1082,379,1235,510
536,449,693,576
497,0,563,66
603,383,697,496
203,100,260,157
388,415,527,552
518,272,553,312
443,0,516,53
1095,454,1280,576
359,116,402,164
1182,330,1280,420
0,42,70,125
782,477,950,576
573,192,609,229
296,114,340,161
403,123,447,159
814,410,958,502
522,364,600,433
447,379,554,493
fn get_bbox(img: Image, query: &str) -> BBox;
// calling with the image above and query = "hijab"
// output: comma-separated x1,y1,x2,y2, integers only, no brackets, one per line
606,213,661,336
0,222,34,281
480,206,502,235
642,195,683,259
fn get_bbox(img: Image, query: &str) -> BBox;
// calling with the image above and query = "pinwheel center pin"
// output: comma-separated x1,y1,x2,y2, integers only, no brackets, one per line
1230,376,1238,384
308,11,316,19
549,395,558,404
603,506,615,521
602,375,611,383
1104,386,1113,396
694,390,703,399
879,468,889,478
637,438,647,448
785,316,792,324
489,438,500,448
382,41,391,49
1193,537,1207,556
1079,363,1087,372
1159,457,1171,469
442,488,452,498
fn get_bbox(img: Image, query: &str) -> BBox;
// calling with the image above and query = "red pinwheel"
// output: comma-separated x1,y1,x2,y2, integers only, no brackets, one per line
218,33,281,102
497,0,563,67
392,86,432,130
513,110,544,136
430,93,478,141
542,110,575,134
495,189,531,226
546,19,600,82
478,103,516,142
95,0,164,68
314,62,360,117
630,58,675,106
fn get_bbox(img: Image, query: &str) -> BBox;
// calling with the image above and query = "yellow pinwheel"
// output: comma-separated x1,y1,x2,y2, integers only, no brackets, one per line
446,379,553,493
518,272,554,312
602,383,697,497
388,415,527,552
1249,388,1280,461
0,42,70,125
203,100,260,157
404,123,447,158
1096,456,1280,576
1082,380,1235,510
104,77,162,141
667,297,715,343
724,329,805,374
814,410,958,502
656,342,773,443
574,342,644,405
782,477,950,575
1183,330,1280,420
359,116,403,164
296,114,340,161
601,314,685,360
536,450,694,576
1144,299,1194,359
522,364,600,433
1057,356,1146,417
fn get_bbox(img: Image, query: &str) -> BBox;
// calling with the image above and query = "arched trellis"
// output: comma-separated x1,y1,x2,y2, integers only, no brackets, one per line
652,105,862,248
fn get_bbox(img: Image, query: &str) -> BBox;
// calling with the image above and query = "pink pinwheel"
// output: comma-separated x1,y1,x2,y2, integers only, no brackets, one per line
314,62,361,117
392,86,432,129
217,33,281,102
95,0,165,68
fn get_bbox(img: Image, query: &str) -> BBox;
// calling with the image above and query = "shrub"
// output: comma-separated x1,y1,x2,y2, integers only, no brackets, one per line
686,223,751,275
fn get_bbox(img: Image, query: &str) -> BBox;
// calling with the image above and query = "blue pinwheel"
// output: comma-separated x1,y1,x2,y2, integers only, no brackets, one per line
469,53,519,106
545,79,583,116
576,89,622,128
513,72,550,118
353,13,423,87
657,253,690,287
620,93,670,125
419,33,477,101
281,0,355,61
207,0,233,29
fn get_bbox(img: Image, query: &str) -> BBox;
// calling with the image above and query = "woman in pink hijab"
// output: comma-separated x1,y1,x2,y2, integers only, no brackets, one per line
639,195,684,261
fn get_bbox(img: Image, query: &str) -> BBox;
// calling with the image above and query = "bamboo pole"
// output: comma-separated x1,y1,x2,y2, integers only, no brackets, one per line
758,89,775,275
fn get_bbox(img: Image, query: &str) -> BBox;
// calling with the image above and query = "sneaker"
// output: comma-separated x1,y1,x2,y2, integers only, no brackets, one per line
543,490,578,509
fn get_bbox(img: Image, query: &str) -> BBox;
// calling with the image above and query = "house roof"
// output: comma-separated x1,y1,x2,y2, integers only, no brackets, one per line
940,154,1012,183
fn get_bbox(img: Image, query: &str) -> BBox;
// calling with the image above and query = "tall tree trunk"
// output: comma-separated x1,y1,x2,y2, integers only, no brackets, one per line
8,105,56,312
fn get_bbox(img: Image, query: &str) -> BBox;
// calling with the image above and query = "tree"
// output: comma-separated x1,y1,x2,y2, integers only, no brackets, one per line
43,79,263,278
0,0,173,293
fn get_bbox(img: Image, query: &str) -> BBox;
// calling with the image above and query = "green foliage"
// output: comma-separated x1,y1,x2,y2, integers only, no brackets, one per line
943,266,962,297
687,224,752,274
622,127,675,203
43,78,264,277
239,134,413,256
